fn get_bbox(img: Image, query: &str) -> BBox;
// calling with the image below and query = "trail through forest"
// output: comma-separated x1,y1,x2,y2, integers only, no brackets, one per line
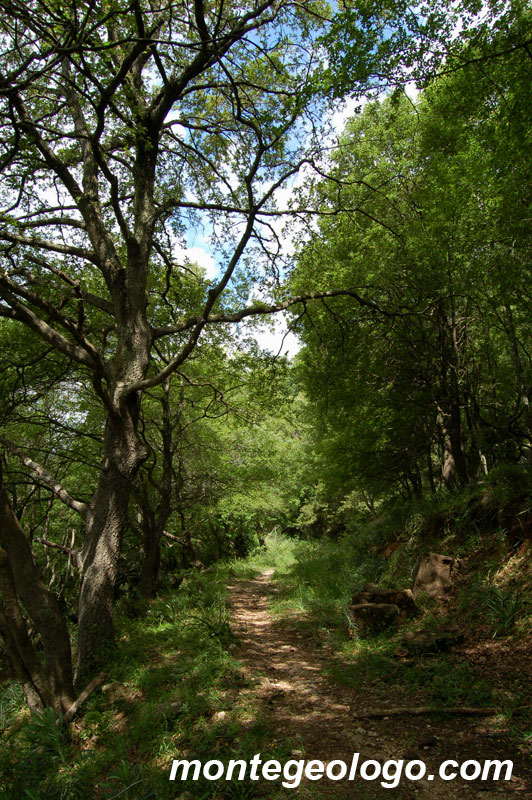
228,569,527,799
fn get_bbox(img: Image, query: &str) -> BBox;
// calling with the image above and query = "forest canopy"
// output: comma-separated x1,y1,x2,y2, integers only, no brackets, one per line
291,29,532,502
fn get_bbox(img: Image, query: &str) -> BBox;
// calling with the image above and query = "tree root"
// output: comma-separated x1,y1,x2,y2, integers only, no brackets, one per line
351,706,504,720
64,672,108,723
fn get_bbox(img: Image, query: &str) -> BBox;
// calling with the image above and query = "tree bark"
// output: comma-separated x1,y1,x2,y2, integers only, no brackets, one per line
0,472,76,713
138,380,173,600
75,401,147,687
437,300,468,488
0,556,49,713
139,522,163,601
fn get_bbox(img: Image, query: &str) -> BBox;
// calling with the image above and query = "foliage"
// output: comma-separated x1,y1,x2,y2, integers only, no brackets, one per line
23,707,68,766
0,0,531,766
0,683,24,734
0,563,243,799
2,0,397,693
290,12,532,510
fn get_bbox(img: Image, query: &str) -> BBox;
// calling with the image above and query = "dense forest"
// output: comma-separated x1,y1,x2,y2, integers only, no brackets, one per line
1,1,532,798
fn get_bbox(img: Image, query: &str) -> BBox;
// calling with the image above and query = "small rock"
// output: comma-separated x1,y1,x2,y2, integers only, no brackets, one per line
291,749,303,757
152,701,182,721
393,648,409,658
101,682,127,701
418,736,438,748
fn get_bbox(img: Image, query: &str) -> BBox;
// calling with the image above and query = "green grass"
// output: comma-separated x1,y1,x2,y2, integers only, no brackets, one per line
227,530,299,578
457,571,532,638
248,532,384,637
0,563,265,800
0,551,319,800
0,683,25,733
3,484,532,799
240,532,511,720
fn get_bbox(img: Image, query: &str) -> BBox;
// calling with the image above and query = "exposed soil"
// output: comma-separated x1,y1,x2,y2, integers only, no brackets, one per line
227,569,531,799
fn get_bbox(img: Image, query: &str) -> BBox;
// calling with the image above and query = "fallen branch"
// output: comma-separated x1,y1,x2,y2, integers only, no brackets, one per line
162,530,183,543
351,706,502,720
63,671,107,723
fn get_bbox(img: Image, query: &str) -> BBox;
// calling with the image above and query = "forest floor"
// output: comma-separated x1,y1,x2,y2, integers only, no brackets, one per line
2,537,532,800
227,568,531,799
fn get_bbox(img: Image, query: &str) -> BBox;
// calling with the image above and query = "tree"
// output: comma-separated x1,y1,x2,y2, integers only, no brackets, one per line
290,13,532,505
0,0,415,699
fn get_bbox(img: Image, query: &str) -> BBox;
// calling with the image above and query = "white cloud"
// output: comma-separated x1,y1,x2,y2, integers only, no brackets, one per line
329,95,365,136
251,313,301,358
174,244,217,279
404,80,420,103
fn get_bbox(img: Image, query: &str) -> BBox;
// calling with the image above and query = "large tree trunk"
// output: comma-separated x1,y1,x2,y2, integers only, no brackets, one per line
0,554,50,713
75,401,147,687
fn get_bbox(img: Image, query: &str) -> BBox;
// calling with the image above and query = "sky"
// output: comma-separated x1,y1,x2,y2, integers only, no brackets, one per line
173,75,420,358
174,94,370,359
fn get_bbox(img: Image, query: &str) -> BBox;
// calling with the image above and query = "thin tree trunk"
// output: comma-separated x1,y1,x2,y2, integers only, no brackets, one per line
505,303,532,439
437,301,468,488
0,472,75,713
447,369,468,486
139,380,173,600
139,523,163,600
427,449,436,493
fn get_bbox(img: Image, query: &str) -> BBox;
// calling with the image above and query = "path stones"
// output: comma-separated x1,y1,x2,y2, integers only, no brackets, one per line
412,553,454,598
348,585,419,636
348,602,402,634
352,585,419,618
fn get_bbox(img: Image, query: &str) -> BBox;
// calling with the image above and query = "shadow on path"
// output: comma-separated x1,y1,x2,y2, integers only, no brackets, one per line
227,569,527,799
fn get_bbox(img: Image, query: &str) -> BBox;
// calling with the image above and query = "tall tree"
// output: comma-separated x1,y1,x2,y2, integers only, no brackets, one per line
0,0,411,694
291,13,532,504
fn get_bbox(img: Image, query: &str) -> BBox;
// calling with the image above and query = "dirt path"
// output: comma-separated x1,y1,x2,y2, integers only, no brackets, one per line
227,569,527,799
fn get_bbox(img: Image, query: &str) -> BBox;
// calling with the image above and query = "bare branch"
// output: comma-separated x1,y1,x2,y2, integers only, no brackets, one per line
34,538,81,569
152,286,400,341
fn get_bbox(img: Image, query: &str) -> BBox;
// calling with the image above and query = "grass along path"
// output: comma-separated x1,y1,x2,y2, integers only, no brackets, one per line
227,565,530,799
1,533,531,799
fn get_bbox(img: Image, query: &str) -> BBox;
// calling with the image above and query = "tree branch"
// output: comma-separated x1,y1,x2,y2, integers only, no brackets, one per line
0,283,97,368
63,672,108,724
350,706,516,720
0,230,99,265
0,437,88,518
34,538,81,569
152,286,398,341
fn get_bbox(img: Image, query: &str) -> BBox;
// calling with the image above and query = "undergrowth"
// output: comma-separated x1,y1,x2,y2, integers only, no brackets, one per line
0,563,292,800
249,480,532,739
2,471,532,797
